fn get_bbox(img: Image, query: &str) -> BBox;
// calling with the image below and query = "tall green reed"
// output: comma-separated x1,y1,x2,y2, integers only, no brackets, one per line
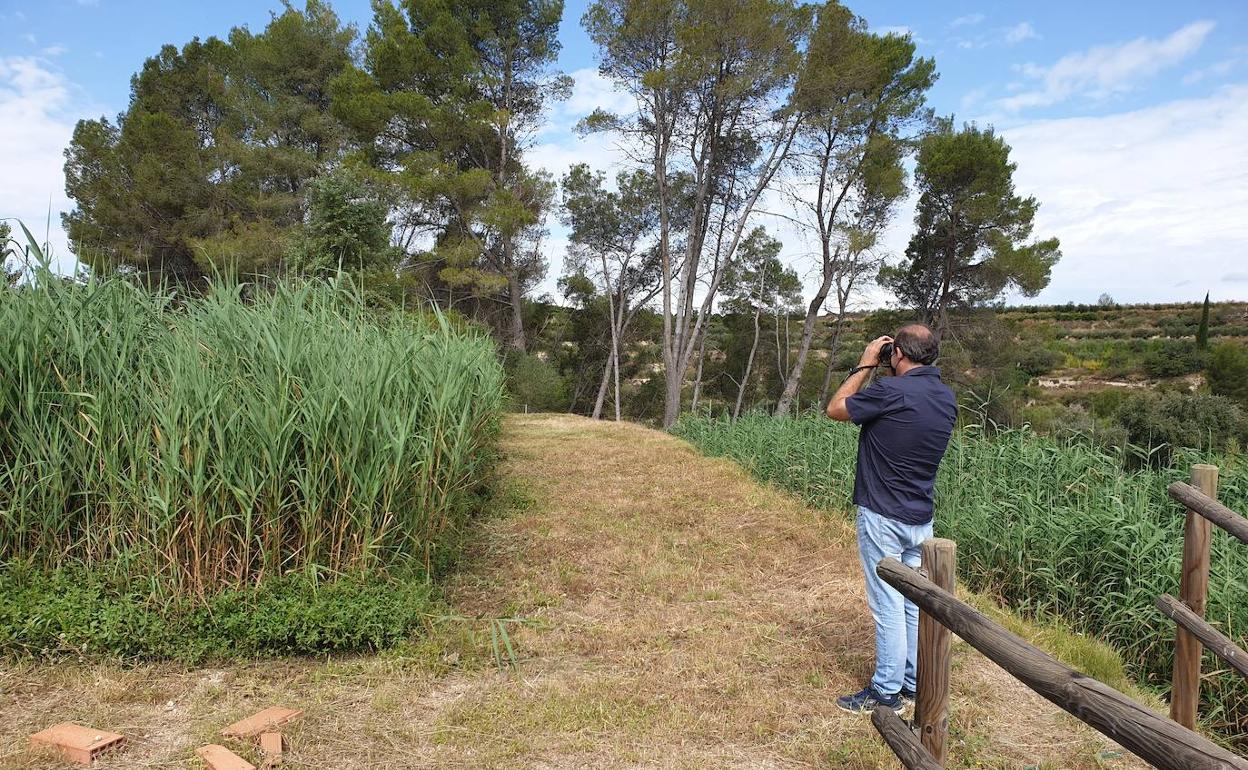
0,274,504,597
674,413,1248,743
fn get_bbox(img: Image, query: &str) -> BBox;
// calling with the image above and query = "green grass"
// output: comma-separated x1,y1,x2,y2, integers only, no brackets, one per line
0,272,504,598
673,413,1248,745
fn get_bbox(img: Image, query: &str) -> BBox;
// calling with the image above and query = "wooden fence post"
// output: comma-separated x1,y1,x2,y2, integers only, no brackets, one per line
1171,463,1218,729
917,538,956,765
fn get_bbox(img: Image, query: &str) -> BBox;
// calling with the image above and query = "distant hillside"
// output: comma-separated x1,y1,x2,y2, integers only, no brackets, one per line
998,301,1248,342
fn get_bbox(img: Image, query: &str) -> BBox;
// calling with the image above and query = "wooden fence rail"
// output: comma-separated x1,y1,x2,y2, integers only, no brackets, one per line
1168,480,1248,544
874,558,1248,770
870,706,942,770
1156,594,1248,680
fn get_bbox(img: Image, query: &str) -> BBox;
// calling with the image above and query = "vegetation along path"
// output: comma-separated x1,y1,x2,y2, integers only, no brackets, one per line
4,414,1150,769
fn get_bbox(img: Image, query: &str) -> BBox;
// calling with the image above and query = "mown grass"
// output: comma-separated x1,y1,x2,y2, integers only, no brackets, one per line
674,413,1248,745
0,273,504,600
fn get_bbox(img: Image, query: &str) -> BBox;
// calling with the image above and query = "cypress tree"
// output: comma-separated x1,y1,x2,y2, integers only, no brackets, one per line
1197,292,1210,350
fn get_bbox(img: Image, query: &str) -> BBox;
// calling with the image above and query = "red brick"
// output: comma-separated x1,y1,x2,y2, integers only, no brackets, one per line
30,722,124,766
196,744,257,770
259,732,284,768
220,707,302,739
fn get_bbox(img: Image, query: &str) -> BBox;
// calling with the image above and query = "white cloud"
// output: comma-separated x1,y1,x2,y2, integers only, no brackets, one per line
871,87,1248,305
561,67,634,122
1003,22,1038,45
991,86,1248,303
0,57,81,272
878,25,913,38
960,86,989,111
999,20,1215,112
527,69,636,296
950,13,986,28
1183,53,1241,85
41,45,69,57
527,132,623,182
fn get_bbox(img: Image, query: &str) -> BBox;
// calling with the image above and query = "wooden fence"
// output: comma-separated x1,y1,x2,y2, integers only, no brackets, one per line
871,464,1248,769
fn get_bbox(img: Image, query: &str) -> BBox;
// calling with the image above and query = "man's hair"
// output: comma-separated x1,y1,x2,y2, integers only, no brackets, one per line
895,324,939,365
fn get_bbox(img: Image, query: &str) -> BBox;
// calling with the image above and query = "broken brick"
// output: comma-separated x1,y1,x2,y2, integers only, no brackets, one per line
196,744,256,770
259,732,283,767
30,722,124,766
220,707,302,739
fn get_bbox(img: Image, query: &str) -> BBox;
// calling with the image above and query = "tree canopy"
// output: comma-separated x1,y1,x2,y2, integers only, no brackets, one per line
63,1,355,281
879,121,1061,337
331,0,568,348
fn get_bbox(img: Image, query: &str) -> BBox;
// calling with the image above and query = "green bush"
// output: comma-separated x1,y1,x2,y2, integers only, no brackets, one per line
1208,342,1248,405
286,169,398,276
504,350,569,412
1016,346,1064,377
1113,390,1248,457
0,564,434,661
1087,387,1130,418
1142,340,1205,378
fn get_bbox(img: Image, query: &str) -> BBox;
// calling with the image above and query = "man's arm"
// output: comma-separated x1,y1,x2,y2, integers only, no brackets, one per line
826,335,893,422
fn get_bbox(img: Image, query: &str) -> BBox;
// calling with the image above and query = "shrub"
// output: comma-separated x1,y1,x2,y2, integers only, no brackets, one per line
286,168,399,276
1142,340,1205,378
1208,342,1248,405
1113,390,1248,457
1016,346,1064,377
0,565,434,661
1087,388,1130,418
504,350,569,412
0,276,504,597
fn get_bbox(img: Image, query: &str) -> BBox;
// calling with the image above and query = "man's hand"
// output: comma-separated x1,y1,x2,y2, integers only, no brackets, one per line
828,335,894,422
859,336,894,368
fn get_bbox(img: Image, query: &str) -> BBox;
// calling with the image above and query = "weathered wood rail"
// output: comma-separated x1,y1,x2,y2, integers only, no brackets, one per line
1156,594,1248,680
871,706,941,770
869,463,1248,768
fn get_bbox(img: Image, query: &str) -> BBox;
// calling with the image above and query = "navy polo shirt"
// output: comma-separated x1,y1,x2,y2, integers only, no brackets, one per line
845,366,957,525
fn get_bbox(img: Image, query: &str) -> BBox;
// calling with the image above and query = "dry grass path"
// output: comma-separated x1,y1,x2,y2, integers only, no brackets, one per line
1,414,1144,768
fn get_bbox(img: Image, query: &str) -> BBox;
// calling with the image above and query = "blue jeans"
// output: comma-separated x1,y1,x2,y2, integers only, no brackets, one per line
856,505,932,695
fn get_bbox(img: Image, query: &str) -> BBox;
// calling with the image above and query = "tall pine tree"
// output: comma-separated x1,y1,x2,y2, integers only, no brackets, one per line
880,121,1061,338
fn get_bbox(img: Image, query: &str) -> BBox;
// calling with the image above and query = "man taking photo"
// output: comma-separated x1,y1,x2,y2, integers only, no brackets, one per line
826,324,957,713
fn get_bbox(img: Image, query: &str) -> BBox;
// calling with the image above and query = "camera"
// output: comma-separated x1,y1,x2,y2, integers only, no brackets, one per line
878,342,895,365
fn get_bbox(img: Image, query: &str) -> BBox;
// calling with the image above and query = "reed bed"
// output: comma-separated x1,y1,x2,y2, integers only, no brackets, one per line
0,276,504,598
674,413,1248,744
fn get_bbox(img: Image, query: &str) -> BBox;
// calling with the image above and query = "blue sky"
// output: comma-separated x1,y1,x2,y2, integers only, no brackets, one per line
3,0,1246,305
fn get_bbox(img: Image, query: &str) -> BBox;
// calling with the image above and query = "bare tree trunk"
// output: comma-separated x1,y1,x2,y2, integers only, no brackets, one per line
774,264,835,416
690,325,709,413
506,270,526,351
612,342,622,421
596,250,623,421
734,305,762,420
661,114,802,429
591,350,612,419
773,309,784,391
817,313,848,406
